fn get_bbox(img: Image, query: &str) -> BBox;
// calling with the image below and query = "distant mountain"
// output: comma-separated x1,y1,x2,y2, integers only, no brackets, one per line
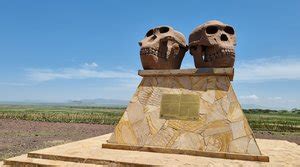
0,99,291,110
0,98,129,107
240,103,267,109
68,98,128,106
241,103,289,110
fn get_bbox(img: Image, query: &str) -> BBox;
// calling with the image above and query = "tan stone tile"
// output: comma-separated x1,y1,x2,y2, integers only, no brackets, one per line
146,109,166,135
156,76,171,87
145,125,179,148
169,76,179,88
227,102,244,122
139,77,146,86
199,98,212,116
120,110,129,121
201,90,215,104
172,76,191,89
204,131,232,152
191,77,207,91
190,76,200,87
136,87,161,107
215,90,227,100
131,118,151,146
230,120,247,139
203,120,231,137
206,104,227,123
178,76,193,90
243,117,254,136
141,77,157,87
136,86,153,105
217,95,230,114
207,76,217,90
130,93,138,103
113,112,138,145
166,132,181,148
143,104,158,113
146,88,162,107
216,76,230,91
181,88,198,95
171,132,205,150
126,101,144,124
107,132,116,143
227,85,238,103
229,136,250,154
167,119,206,133
247,137,261,155
160,87,182,95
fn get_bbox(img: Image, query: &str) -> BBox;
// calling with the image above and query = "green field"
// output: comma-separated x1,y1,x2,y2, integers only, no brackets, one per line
245,109,300,133
0,105,124,125
0,105,299,133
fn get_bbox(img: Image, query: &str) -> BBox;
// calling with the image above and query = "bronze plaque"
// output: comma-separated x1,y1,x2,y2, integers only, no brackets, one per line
160,94,199,120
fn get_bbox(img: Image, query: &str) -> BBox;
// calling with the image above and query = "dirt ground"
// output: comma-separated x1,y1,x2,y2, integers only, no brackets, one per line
0,119,299,161
0,119,114,160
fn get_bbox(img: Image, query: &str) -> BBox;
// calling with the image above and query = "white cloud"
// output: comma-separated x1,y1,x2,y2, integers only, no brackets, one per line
235,57,300,81
240,94,259,100
83,62,98,69
26,63,137,82
239,95,284,103
26,57,300,83
239,95,286,102
239,94,299,110
267,97,282,100
0,82,31,86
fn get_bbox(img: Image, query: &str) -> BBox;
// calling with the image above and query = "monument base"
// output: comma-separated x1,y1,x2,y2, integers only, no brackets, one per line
106,68,266,160
102,143,269,162
4,133,300,166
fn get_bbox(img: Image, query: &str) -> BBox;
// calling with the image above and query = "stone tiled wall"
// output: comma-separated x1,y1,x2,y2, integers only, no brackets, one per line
108,75,261,155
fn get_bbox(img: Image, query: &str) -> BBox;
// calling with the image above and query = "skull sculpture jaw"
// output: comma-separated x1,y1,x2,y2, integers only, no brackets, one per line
140,53,169,69
189,20,236,68
140,44,185,69
140,53,185,70
139,26,187,70
191,45,235,68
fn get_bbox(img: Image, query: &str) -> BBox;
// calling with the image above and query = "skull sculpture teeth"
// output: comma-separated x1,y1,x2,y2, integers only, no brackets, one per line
139,26,188,69
189,20,236,68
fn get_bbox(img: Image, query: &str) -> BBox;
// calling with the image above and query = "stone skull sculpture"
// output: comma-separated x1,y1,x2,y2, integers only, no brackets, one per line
189,20,236,68
139,26,188,69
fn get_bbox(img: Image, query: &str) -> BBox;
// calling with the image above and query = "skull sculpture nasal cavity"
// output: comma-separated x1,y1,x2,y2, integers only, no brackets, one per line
189,20,236,68
139,26,188,69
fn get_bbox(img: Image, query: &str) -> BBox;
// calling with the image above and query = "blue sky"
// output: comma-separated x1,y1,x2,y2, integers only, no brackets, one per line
0,0,299,109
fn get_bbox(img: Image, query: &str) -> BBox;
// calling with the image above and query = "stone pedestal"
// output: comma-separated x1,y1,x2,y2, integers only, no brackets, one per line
104,68,268,161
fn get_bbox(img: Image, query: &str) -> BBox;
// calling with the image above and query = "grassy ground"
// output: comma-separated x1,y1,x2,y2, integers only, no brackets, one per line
0,105,124,125
244,109,300,133
0,105,299,161
0,105,299,133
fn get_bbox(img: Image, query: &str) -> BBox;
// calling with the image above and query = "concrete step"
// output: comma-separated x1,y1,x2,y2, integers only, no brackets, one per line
3,134,299,166
3,154,103,167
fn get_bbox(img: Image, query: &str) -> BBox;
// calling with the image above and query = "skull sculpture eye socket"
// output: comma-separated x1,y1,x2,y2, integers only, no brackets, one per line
224,26,235,35
206,26,218,34
190,45,198,51
139,26,187,69
189,20,237,68
159,27,169,33
146,29,154,37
